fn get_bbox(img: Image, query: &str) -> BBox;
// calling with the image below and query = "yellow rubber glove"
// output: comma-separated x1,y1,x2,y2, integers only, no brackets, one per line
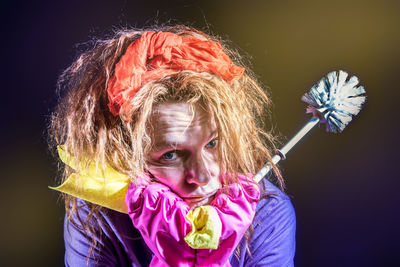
49,146,130,213
185,205,222,249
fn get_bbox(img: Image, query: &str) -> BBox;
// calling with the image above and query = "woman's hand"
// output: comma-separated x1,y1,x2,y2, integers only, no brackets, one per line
125,174,260,267
125,177,195,266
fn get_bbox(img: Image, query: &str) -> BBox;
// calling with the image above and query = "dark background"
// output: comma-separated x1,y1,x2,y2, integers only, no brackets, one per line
1,0,399,266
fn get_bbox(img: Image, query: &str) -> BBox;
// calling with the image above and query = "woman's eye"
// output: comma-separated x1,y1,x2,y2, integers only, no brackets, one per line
161,151,177,161
206,139,218,149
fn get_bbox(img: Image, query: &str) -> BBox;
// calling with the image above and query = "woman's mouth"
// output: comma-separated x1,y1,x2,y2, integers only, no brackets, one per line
184,196,209,202
182,191,218,208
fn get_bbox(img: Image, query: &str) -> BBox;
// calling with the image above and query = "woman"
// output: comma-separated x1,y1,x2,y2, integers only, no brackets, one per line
49,25,296,266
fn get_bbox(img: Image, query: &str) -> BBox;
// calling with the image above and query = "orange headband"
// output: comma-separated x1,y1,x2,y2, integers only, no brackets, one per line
107,31,245,115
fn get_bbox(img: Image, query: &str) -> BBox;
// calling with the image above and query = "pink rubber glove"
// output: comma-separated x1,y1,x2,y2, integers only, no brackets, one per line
125,174,260,267
195,175,260,266
125,178,195,266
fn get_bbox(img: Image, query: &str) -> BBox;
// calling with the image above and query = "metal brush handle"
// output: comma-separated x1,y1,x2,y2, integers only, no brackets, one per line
254,117,320,183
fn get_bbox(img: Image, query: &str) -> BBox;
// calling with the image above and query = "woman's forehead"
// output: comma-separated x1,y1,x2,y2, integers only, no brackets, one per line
149,102,215,129
148,102,217,146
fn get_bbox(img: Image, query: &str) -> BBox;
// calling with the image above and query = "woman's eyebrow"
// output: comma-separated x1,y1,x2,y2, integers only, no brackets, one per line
152,129,218,151
208,130,218,139
151,141,179,152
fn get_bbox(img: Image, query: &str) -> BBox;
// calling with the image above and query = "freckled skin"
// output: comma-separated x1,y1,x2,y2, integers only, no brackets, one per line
146,102,222,208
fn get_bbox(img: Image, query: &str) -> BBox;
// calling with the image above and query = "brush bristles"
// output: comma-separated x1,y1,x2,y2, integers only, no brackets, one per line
301,70,366,133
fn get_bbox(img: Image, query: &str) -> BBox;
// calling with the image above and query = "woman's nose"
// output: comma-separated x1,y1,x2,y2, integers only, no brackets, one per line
185,154,211,186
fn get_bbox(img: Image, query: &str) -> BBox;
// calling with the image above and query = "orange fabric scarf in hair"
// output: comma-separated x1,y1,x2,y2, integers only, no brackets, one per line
107,31,244,115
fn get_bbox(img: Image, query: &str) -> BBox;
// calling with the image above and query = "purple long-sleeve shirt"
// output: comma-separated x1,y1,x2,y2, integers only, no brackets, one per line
64,180,296,266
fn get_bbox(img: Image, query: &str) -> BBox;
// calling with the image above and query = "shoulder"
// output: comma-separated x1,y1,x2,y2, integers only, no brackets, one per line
255,179,296,224
233,180,296,267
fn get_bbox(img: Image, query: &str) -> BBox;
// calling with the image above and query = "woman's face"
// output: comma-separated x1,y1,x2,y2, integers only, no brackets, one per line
146,102,222,208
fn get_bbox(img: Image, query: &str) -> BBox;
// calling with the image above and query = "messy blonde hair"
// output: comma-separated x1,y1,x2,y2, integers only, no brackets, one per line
49,25,282,261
